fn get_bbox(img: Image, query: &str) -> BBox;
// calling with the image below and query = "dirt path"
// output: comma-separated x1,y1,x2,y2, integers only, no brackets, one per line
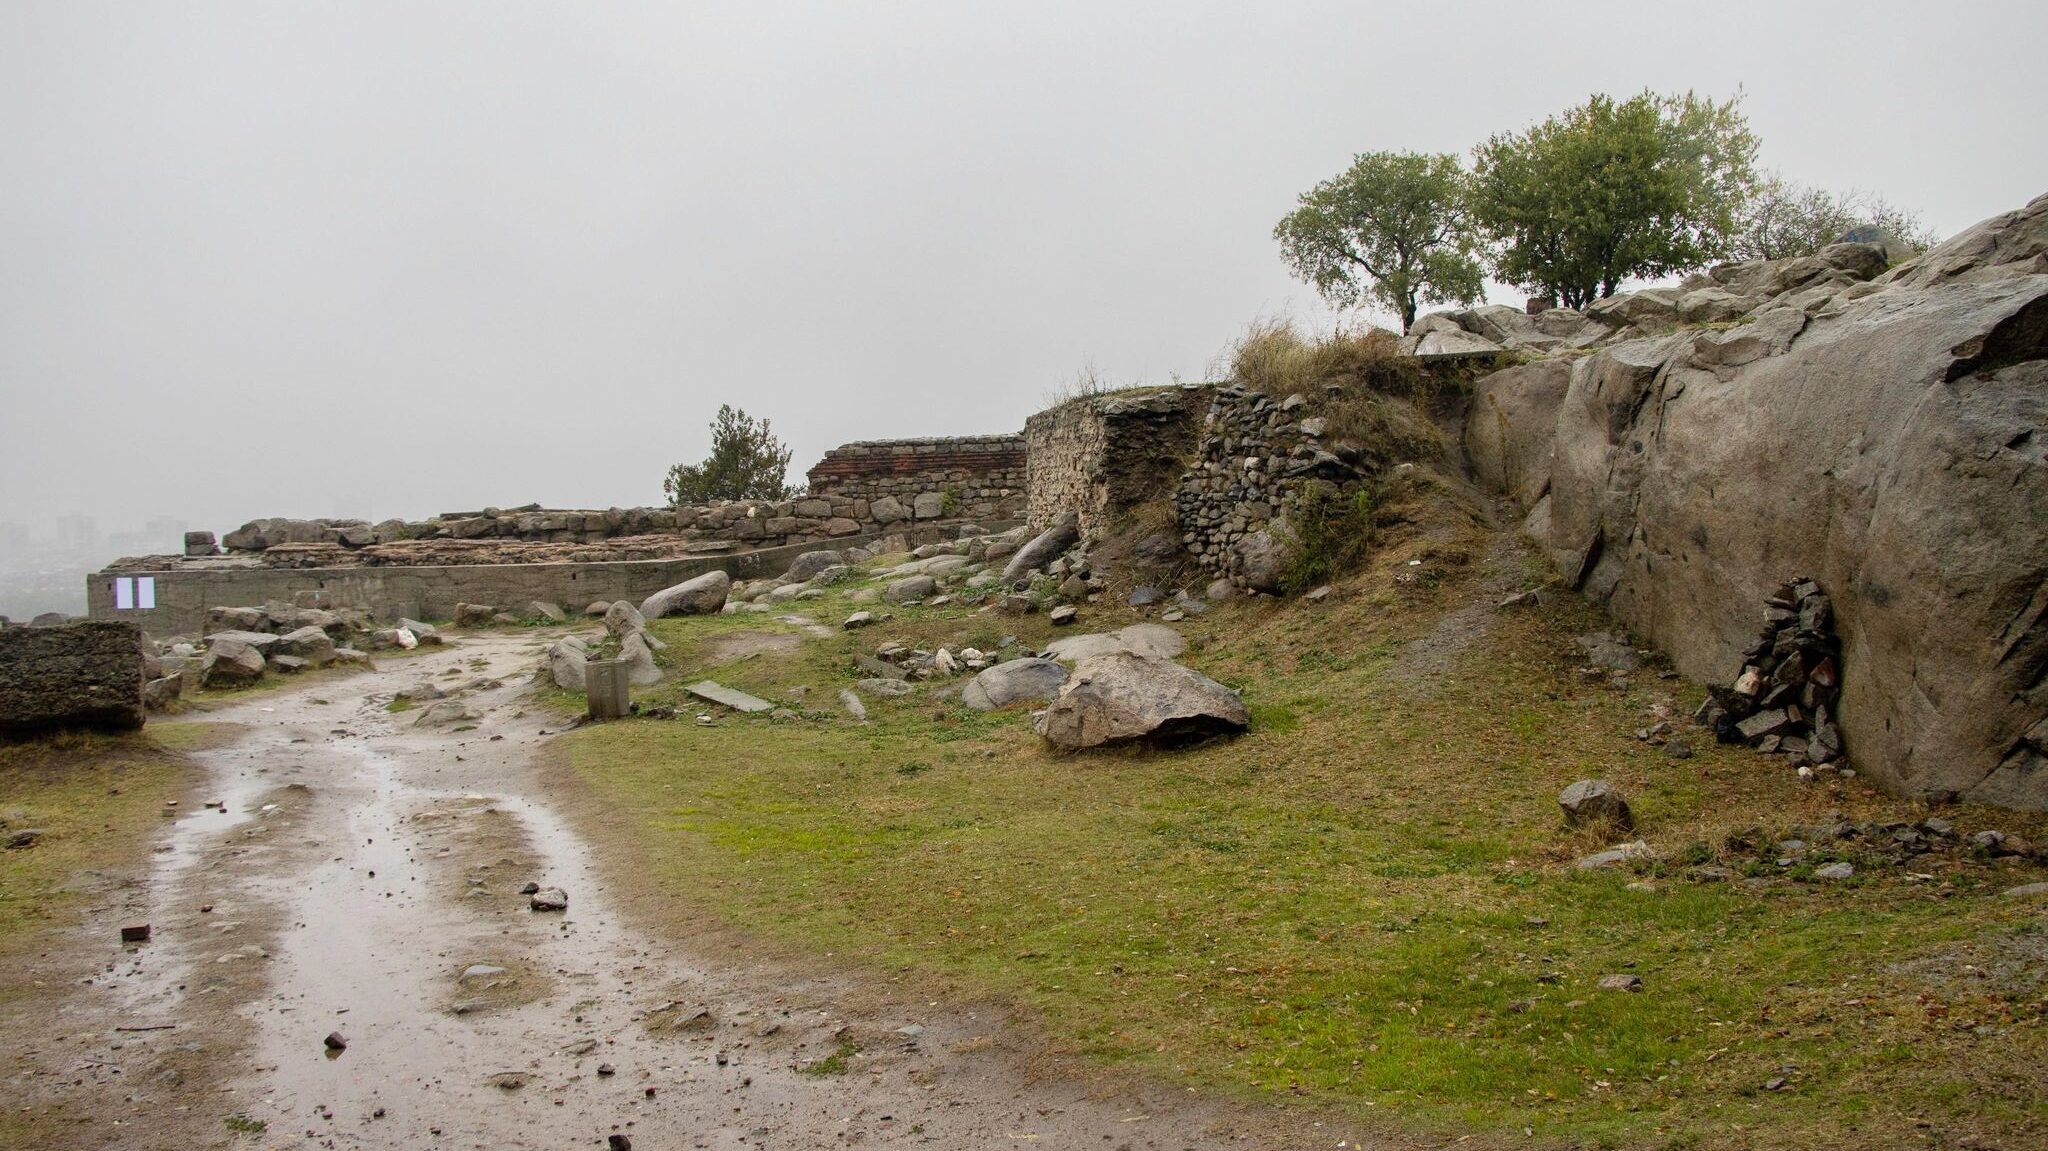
36,633,1373,1151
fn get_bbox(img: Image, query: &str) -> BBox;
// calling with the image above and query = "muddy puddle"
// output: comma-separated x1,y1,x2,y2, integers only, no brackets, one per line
86,632,1350,1150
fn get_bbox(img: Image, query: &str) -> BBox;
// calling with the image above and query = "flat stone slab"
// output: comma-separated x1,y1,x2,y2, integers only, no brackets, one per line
684,680,773,713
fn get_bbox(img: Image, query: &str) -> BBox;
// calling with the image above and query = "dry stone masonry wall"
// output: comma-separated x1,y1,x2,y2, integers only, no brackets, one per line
0,619,146,735
1023,389,1204,541
1174,386,1368,591
805,436,1026,522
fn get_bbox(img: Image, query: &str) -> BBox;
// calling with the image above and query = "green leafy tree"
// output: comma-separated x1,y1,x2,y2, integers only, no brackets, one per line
1735,173,1936,261
663,404,796,506
1273,151,1484,333
1471,90,1759,308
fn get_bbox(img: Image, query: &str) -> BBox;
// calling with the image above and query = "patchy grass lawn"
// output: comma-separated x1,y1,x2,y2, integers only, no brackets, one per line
560,553,2048,1150
0,730,196,963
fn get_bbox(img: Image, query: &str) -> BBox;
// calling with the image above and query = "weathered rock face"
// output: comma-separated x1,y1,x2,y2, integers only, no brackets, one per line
1465,359,1571,508
1034,652,1249,749
0,620,147,735
640,570,730,618
1464,192,2048,808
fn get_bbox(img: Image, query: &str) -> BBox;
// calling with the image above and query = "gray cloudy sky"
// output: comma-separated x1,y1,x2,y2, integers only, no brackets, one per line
4,1,2045,544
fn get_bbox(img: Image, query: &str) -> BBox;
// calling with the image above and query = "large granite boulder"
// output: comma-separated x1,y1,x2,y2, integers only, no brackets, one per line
1231,528,1293,594
1042,623,1186,663
200,636,267,687
640,570,730,618
272,626,336,667
1001,511,1080,583
221,517,332,552
961,658,1069,711
784,550,847,582
1035,652,1249,750
883,575,938,605
0,620,146,735
618,630,663,686
602,600,646,638
1472,192,2048,808
546,636,589,691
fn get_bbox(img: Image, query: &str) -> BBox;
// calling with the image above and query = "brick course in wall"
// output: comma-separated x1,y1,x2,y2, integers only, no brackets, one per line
805,436,1026,521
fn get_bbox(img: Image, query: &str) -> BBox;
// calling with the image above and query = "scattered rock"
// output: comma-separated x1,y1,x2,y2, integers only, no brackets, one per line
119,922,150,943
1813,862,1855,880
685,680,774,713
1576,841,1655,870
1597,974,1644,992
1558,779,1633,830
529,888,569,912
838,689,868,720
453,602,498,628
1048,604,1078,625
323,1031,348,1052
843,611,874,630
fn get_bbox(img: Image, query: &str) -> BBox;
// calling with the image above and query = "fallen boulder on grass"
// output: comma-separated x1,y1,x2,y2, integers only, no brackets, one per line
641,570,730,618
1034,652,1248,749
546,636,589,691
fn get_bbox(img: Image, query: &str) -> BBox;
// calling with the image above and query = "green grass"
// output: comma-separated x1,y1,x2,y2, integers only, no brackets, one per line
560,551,2048,1149
800,1042,858,1076
0,731,195,961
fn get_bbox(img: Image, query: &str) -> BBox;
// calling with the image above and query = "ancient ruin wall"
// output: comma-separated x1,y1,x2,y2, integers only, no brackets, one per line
87,524,972,637
805,436,1026,521
1174,386,1364,588
1023,389,1206,540
0,620,145,735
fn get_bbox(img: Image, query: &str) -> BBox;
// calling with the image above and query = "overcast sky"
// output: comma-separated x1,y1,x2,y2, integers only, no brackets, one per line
3,1,2044,545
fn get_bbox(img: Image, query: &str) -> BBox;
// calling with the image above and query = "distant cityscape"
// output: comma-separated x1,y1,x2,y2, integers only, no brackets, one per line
0,514,187,620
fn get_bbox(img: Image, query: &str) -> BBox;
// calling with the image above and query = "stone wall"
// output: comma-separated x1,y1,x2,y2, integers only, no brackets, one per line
86,524,980,637
0,620,145,735
1023,389,1206,541
1174,386,1372,590
805,436,1027,523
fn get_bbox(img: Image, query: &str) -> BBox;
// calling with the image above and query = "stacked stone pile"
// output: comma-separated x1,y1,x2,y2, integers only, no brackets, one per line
1700,579,1845,767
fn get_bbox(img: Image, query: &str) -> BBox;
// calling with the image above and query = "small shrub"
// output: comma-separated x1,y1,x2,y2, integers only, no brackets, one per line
1280,481,1378,594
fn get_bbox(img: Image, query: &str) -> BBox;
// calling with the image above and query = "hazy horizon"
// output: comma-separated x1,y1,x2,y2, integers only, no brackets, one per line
5,1,2046,568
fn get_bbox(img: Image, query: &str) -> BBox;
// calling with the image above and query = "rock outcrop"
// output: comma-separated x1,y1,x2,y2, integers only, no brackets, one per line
1460,192,2048,808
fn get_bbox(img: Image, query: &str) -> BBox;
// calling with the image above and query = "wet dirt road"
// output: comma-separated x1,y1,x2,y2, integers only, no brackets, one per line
72,633,1362,1151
